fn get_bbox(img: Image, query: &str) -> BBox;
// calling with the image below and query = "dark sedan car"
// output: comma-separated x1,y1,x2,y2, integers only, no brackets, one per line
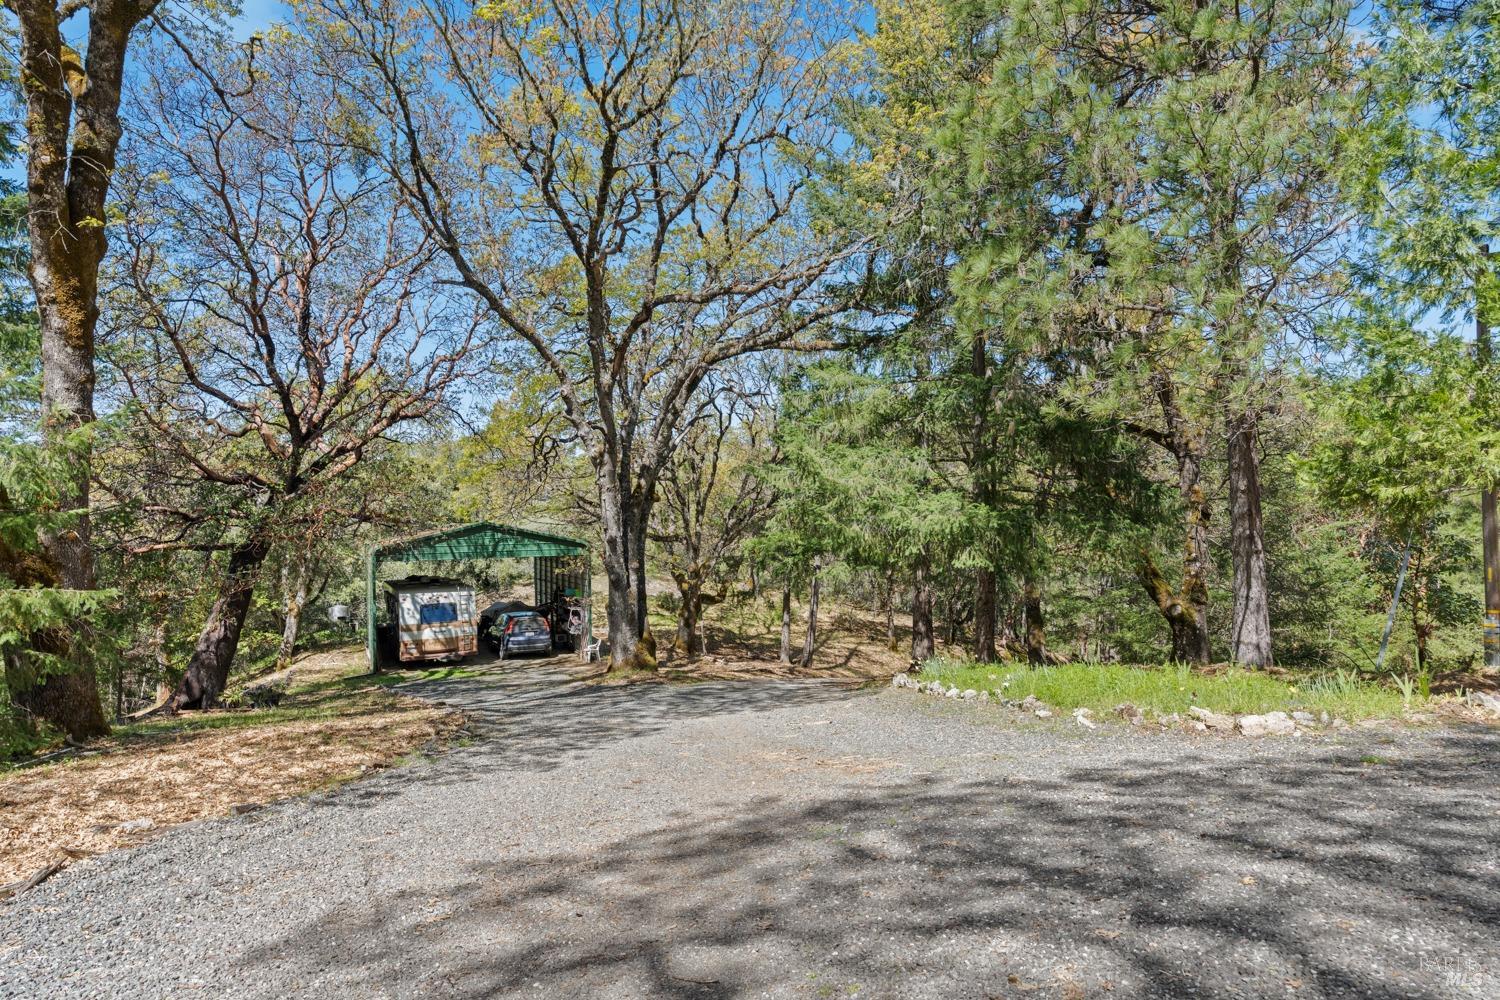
486,609,552,659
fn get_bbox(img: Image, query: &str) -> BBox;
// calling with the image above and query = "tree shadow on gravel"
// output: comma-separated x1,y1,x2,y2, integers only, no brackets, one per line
350,666,864,785
247,726,1500,1000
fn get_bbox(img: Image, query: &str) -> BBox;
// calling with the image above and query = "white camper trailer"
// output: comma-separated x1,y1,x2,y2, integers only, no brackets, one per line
383,577,478,663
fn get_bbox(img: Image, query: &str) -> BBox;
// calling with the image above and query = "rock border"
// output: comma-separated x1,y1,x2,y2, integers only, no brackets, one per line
888,672,1353,737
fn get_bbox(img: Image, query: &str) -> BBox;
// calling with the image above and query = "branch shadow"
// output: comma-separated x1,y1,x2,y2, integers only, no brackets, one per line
245,724,1500,999
380,662,861,778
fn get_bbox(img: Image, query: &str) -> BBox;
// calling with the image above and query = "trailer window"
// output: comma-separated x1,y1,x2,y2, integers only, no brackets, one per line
419,601,458,625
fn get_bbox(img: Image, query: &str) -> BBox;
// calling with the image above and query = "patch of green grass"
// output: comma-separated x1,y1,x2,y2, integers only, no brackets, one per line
918,659,1414,722
111,700,357,741
289,665,482,696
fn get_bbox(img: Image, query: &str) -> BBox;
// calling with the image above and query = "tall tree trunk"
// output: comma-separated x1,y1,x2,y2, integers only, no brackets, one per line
1023,580,1047,665
1228,417,1272,666
8,0,151,739
970,327,998,664
799,561,820,669
779,586,792,666
275,556,312,671
600,483,655,671
1478,271,1500,667
911,553,935,662
974,568,998,663
170,539,270,710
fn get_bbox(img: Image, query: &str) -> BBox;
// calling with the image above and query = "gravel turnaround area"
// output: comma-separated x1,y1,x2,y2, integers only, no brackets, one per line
6,662,1500,1000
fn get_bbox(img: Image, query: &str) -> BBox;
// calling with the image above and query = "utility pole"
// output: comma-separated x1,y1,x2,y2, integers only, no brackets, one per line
1480,247,1500,668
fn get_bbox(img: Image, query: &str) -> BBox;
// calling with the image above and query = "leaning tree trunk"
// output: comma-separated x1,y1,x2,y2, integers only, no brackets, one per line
170,539,270,710
911,553,935,663
798,561,821,669
1137,452,1213,665
1228,416,1272,667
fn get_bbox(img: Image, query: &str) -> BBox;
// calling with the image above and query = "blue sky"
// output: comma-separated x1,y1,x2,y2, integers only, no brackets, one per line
234,0,292,37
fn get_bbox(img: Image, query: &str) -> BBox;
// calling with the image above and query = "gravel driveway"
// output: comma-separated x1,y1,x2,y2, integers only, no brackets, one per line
5,660,1500,1000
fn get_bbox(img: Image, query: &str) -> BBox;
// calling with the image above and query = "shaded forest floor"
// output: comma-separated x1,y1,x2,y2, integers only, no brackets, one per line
0,649,465,888
625,597,914,683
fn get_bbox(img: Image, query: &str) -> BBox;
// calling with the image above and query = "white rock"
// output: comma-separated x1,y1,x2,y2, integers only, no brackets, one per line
1191,721,1208,732
978,691,990,703
1188,706,1235,731
891,672,910,688
1292,711,1316,726
961,689,978,700
1034,709,1053,719
1237,713,1295,737
945,686,960,699
117,818,155,833
1073,707,1097,730
1469,691,1500,718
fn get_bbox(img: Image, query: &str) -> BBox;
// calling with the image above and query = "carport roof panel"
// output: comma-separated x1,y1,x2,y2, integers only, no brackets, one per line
372,521,587,563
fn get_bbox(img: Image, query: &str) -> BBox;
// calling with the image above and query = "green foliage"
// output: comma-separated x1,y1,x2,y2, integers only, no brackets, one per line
1305,321,1498,534
920,659,1415,721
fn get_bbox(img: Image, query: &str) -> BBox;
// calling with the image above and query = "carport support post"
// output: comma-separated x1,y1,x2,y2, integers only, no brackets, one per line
367,546,380,673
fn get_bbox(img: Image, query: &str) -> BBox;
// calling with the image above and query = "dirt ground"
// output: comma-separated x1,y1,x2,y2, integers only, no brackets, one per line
628,600,916,683
0,649,464,888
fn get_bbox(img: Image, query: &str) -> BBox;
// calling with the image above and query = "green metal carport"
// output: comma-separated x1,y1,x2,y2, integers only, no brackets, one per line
365,521,591,670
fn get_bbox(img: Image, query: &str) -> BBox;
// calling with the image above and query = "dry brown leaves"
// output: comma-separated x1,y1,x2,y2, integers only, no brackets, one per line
0,661,463,886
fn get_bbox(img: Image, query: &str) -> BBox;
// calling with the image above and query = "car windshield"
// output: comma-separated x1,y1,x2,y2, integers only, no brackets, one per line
419,601,458,625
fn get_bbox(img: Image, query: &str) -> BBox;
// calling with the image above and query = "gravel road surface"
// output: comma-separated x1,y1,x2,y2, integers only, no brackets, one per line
4,660,1499,999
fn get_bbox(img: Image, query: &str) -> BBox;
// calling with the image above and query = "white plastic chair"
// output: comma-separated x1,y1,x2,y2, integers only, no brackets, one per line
582,632,603,663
